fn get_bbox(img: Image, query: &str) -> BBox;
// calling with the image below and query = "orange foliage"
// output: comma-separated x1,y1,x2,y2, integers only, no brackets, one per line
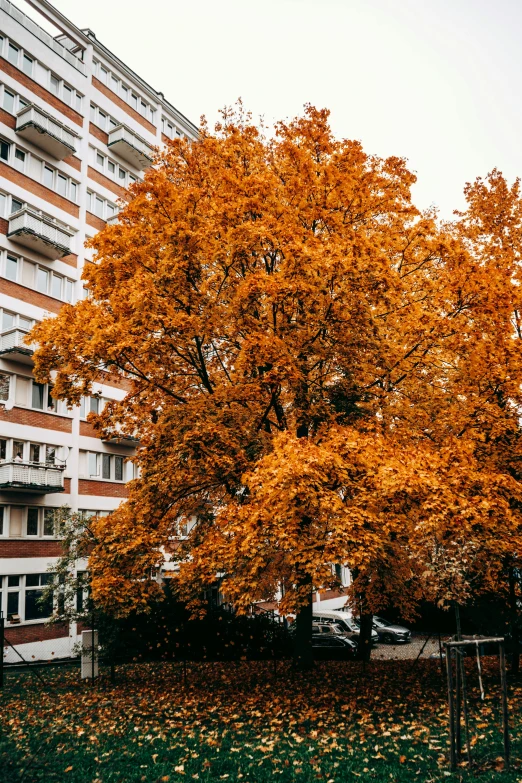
30,105,522,616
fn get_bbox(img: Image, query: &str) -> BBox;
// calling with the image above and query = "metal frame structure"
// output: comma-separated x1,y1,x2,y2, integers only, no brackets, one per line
444,637,509,771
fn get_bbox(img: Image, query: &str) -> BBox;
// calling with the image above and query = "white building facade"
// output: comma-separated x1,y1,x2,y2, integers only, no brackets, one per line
0,0,197,661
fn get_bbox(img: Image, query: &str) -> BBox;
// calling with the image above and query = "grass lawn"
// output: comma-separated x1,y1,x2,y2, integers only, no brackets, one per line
1,659,522,782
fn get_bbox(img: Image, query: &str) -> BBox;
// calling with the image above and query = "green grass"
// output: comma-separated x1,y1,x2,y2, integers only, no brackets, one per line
1,659,521,782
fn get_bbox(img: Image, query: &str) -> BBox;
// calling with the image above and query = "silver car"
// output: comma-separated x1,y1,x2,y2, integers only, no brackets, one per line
372,616,411,644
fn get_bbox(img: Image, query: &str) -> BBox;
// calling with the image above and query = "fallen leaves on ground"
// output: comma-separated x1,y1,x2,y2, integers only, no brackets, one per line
0,659,521,782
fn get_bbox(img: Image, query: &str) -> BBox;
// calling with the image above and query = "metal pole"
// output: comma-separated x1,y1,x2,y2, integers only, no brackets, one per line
455,648,461,761
0,611,4,689
458,650,472,764
499,642,510,770
445,642,456,771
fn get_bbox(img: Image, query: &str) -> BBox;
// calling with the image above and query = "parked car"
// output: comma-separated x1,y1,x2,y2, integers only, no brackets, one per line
313,622,346,636
313,634,358,660
313,609,379,644
371,616,411,644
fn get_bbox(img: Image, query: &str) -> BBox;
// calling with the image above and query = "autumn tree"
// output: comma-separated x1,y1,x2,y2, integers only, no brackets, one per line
31,106,522,666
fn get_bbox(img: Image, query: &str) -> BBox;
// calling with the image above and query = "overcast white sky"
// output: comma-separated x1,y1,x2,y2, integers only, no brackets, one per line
22,0,522,217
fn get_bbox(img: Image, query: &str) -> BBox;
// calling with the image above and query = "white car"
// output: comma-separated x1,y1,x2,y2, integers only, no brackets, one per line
312,608,379,644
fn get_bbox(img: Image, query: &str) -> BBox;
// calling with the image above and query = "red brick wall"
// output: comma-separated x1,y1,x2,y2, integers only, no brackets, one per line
161,133,170,145
79,421,100,438
101,372,133,393
0,107,16,130
89,122,108,146
64,478,71,492
0,58,83,126
314,588,346,603
0,277,63,313
63,155,82,172
92,76,156,134
0,539,63,558
86,212,105,231
0,217,8,235
0,406,72,432
79,479,129,497
0,161,79,218
60,254,78,268
4,622,70,645
87,166,126,199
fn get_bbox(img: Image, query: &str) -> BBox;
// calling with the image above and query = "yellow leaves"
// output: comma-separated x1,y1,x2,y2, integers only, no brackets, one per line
28,105,522,616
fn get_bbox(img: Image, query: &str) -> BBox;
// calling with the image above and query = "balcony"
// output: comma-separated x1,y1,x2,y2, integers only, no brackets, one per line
0,460,65,493
0,328,35,364
16,104,78,160
108,124,154,170
8,208,73,259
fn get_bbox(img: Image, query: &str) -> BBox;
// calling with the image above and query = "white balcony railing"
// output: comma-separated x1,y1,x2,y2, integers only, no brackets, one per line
0,328,34,357
108,124,154,170
0,0,86,74
8,208,73,259
16,104,77,159
0,460,65,492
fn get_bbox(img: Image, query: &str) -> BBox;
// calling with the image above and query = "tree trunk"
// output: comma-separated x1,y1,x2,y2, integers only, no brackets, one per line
509,566,520,675
293,581,313,670
357,612,373,662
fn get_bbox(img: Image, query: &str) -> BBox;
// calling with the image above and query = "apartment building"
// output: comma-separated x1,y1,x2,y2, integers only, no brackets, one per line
0,0,197,661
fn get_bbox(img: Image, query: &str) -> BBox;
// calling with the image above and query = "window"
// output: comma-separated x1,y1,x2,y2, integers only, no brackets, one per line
65,279,73,303
0,140,10,161
2,311,14,330
51,273,62,299
118,168,126,181
14,148,25,171
50,74,60,95
115,456,124,481
31,382,44,410
108,161,115,174
0,440,5,460
0,506,3,536
13,441,24,460
57,174,67,197
36,267,48,293
43,166,53,189
11,198,22,213
27,507,38,536
88,452,98,477
0,375,9,402
96,152,104,167
3,90,14,114
75,94,82,112
6,255,18,282
95,197,104,218
90,396,100,414
70,182,77,202
22,54,33,76
29,444,40,462
63,84,72,105
7,575,20,620
7,42,19,66
25,573,53,621
98,111,106,130
100,66,108,84
102,453,111,479
43,508,55,536
111,74,118,92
